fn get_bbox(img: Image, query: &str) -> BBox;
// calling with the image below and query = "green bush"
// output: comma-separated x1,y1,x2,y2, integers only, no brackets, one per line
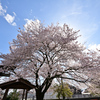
6,89,19,100
52,83,73,99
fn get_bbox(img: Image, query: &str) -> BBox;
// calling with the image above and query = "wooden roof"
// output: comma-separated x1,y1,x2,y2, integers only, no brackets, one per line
0,78,36,90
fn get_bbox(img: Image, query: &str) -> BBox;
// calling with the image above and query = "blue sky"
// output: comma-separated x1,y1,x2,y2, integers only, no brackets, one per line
0,0,100,54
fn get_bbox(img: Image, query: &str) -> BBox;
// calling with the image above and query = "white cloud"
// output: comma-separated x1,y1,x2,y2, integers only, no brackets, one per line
0,3,17,26
4,14,14,24
0,3,6,16
24,19,40,24
11,22,17,26
13,12,16,16
70,12,82,16
30,9,32,15
4,13,17,26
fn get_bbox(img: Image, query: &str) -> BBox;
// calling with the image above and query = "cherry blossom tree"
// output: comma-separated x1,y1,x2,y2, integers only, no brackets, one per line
0,20,91,100
84,49,100,95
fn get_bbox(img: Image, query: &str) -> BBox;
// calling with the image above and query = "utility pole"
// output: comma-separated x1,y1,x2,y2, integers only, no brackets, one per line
61,77,65,100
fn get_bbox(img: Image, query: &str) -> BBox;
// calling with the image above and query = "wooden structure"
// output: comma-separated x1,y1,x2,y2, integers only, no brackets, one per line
0,78,35,100
66,97,100,100
47,98,100,100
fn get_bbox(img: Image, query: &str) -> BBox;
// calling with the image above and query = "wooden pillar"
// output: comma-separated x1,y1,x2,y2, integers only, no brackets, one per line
25,89,28,100
2,88,9,100
22,89,25,100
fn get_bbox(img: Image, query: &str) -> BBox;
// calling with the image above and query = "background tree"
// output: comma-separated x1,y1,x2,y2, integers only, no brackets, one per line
0,20,91,100
83,49,100,95
52,82,73,99
6,89,19,100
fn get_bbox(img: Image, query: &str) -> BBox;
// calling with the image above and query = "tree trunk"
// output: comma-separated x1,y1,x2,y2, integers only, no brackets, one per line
36,89,44,100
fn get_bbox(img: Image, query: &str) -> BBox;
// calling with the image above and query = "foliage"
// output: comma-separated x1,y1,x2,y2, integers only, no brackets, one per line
52,83,73,99
6,89,19,100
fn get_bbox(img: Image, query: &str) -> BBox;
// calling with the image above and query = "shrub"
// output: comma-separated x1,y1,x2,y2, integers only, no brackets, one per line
6,89,19,100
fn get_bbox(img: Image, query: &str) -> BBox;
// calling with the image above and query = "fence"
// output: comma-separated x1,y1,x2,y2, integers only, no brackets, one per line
24,97,100,100
66,97,100,100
